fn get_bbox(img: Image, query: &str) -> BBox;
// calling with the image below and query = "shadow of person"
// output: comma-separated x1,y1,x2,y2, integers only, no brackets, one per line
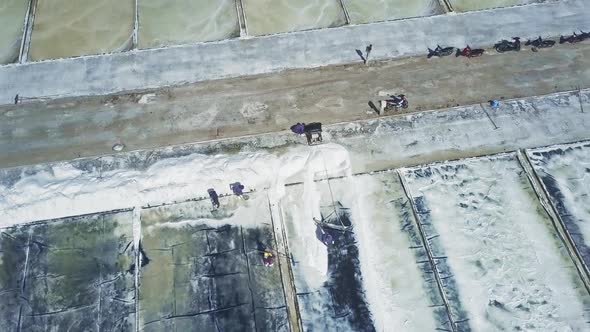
355,49,366,63
368,101,380,115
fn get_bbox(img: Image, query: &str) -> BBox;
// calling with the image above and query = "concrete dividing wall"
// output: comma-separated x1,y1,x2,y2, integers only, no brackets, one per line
0,0,588,104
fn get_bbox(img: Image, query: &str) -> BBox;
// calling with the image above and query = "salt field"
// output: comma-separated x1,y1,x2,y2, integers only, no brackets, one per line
1,87,590,331
448,0,538,12
138,0,239,49
0,210,136,331
0,0,28,64
243,0,346,36
281,173,455,330
347,173,454,331
401,154,590,330
28,0,134,61
3,142,590,330
281,180,376,331
0,126,590,331
1,0,590,331
528,141,590,270
139,193,288,331
0,0,557,62
343,0,443,24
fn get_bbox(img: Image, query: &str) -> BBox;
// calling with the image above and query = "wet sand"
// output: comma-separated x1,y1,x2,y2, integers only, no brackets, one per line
138,0,239,49
29,0,134,61
0,0,28,64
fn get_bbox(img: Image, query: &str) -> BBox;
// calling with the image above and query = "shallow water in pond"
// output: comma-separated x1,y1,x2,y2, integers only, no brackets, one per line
242,0,347,36
343,0,443,24
28,0,134,61
0,0,28,64
138,0,239,49
448,0,538,12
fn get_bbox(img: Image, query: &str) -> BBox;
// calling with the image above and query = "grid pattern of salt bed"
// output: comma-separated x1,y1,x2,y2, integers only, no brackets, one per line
2,0,545,63
527,141,590,277
400,153,590,331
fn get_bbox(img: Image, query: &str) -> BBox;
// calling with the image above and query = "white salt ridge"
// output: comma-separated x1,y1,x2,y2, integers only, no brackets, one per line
527,141,590,263
0,143,352,228
281,183,329,290
282,171,443,331
140,194,272,240
339,174,442,331
401,154,590,331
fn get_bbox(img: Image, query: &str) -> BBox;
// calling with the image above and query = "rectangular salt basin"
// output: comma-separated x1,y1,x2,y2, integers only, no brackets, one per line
401,154,590,331
138,0,239,49
0,210,136,331
0,0,28,64
527,141,590,269
28,0,134,61
347,173,454,331
343,0,443,24
448,0,538,12
281,178,375,331
139,193,288,331
242,0,346,36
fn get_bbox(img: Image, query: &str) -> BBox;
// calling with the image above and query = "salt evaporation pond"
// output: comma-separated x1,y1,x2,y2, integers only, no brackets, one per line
343,0,443,24
28,0,134,61
282,179,375,331
347,173,454,331
448,0,538,12
0,0,28,64
242,0,346,36
401,153,590,331
138,0,239,49
0,210,136,331
139,193,288,331
528,141,590,269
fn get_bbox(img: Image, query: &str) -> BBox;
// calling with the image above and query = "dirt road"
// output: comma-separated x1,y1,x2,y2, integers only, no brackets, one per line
1,43,589,168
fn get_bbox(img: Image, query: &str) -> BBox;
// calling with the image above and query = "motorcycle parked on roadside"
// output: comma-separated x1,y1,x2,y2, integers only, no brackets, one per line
380,94,408,113
560,31,589,44
455,46,485,58
427,45,455,58
494,37,521,53
525,36,555,51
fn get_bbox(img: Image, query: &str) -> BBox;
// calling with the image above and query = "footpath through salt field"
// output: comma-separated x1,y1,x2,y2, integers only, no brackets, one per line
1,90,590,331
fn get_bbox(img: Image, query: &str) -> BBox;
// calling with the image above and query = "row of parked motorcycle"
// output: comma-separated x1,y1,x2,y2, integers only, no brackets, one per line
427,31,590,58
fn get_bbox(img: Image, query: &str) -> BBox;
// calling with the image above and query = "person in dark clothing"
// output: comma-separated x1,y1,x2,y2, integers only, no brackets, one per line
230,182,245,196
290,123,306,135
322,232,334,246
208,188,220,209
365,44,373,64
263,251,275,267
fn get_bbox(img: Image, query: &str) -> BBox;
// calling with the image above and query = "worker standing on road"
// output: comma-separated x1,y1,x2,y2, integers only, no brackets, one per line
365,44,373,65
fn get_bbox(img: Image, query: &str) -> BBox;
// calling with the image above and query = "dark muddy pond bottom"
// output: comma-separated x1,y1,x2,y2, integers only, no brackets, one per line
138,194,289,331
0,210,136,331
